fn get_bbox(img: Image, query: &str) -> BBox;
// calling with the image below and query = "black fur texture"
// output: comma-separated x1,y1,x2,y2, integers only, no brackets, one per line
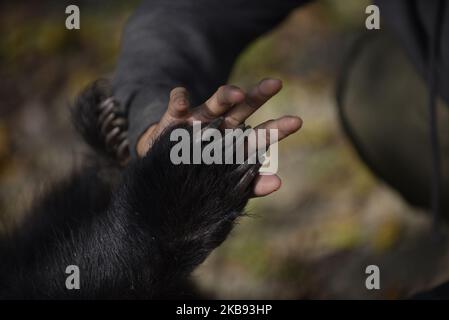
0,82,259,299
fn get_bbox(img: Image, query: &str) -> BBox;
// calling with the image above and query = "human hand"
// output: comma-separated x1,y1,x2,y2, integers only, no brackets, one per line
136,78,302,197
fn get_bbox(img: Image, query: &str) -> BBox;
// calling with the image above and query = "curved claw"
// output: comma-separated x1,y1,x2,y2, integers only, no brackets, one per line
235,164,260,192
105,127,121,147
234,150,265,191
98,97,115,111
204,116,224,130
98,99,116,125
194,117,224,144
116,139,130,160
101,113,116,136
111,118,128,129
223,125,252,163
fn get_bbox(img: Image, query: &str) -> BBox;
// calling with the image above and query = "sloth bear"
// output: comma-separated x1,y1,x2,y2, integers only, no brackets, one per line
0,80,262,299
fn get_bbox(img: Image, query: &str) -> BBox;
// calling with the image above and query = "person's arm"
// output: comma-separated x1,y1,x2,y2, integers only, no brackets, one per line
112,0,309,158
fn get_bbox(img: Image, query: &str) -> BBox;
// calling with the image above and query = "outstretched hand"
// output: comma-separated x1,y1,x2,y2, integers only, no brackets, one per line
136,78,302,197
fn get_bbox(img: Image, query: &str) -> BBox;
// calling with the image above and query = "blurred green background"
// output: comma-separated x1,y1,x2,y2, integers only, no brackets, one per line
1,0,448,299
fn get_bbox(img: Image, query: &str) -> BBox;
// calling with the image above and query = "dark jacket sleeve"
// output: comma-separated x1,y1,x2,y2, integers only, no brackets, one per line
112,0,309,157
375,0,449,104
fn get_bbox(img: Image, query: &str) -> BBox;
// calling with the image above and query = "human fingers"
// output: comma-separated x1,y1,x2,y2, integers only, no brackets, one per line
224,78,283,127
194,85,245,121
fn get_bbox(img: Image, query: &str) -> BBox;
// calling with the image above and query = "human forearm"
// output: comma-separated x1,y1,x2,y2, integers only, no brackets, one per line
112,0,308,157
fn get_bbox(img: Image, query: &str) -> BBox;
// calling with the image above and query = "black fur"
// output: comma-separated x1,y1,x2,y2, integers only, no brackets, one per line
0,82,259,299
70,79,114,161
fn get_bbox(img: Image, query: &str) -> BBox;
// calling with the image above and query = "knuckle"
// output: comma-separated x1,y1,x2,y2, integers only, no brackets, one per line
170,87,187,98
